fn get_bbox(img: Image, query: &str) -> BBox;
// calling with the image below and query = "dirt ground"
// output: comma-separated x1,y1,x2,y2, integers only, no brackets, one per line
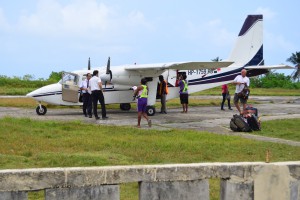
1,96,300,146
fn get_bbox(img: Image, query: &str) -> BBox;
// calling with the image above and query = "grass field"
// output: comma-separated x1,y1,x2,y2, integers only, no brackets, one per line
0,117,299,200
0,86,299,199
255,118,300,142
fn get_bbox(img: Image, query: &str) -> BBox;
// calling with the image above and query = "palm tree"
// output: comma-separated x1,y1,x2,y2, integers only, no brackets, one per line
286,51,300,81
211,57,222,62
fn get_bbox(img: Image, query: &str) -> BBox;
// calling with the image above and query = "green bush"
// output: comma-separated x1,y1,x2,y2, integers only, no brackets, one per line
0,75,55,88
251,72,300,89
48,71,63,82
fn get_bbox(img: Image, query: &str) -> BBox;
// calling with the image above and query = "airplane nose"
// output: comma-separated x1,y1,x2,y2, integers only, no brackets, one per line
26,91,34,97
26,89,39,98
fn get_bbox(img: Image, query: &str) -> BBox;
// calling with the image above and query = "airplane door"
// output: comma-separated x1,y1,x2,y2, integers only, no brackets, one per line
167,69,178,87
62,72,80,103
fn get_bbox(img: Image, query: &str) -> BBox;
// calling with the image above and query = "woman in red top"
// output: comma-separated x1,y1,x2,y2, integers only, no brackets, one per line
221,84,232,110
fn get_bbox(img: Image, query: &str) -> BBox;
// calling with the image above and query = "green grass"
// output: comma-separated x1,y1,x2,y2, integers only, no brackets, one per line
0,87,39,95
1,117,300,200
254,118,300,141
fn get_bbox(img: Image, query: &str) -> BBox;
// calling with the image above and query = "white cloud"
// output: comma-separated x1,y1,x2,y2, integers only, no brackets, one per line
265,30,295,51
255,7,276,20
127,10,153,30
16,0,151,39
17,0,111,37
184,18,235,48
208,19,221,27
0,8,10,31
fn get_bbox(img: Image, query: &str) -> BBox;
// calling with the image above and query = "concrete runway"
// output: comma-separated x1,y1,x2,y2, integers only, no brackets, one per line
1,96,300,146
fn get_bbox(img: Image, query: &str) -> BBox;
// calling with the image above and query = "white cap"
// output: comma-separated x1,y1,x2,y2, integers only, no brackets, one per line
131,86,137,91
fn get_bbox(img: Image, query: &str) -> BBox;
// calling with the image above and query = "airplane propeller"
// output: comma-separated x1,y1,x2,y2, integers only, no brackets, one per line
106,56,112,81
104,57,112,88
88,57,91,70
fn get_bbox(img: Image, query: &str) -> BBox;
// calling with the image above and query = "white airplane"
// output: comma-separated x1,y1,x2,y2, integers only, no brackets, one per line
27,15,293,116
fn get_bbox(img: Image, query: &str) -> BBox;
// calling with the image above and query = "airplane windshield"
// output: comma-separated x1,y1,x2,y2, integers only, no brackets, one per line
62,73,78,85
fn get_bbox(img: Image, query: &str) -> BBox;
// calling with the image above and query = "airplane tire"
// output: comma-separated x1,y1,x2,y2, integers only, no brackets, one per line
36,105,47,115
146,106,156,116
120,103,131,111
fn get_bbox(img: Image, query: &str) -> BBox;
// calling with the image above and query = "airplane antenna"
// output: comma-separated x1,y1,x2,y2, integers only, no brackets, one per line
88,57,91,70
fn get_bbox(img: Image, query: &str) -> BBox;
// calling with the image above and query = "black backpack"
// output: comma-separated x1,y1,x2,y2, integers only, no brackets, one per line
230,114,252,132
247,115,261,131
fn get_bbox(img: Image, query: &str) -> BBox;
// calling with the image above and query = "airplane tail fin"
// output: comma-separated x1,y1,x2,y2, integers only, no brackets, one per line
228,15,264,67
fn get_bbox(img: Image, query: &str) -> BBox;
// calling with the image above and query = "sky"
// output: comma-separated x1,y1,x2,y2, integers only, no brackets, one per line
0,0,299,79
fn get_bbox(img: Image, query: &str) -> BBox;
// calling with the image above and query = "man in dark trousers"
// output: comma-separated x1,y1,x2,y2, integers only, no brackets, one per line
80,73,92,117
90,70,108,120
233,69,250,115
158,75,168,114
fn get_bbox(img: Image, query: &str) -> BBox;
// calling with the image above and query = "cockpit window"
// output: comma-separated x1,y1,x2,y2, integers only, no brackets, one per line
62,73,78,85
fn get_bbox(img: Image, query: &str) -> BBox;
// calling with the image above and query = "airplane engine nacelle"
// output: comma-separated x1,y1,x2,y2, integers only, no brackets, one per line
99,74,111,83
111,75,142,86
109,68,143,86
109,84,133,90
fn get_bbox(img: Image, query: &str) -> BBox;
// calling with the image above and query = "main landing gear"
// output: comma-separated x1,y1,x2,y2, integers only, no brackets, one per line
120,103,131,111
146,106,156,116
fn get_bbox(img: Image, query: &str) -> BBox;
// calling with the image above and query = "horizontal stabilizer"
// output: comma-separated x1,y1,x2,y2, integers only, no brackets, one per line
245,65,294,69
125,61,233,71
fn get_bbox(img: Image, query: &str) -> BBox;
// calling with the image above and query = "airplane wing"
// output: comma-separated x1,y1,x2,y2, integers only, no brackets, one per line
245,65,294,69
124,61,234,71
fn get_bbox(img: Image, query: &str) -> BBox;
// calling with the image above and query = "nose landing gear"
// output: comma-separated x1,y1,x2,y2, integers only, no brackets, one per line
36,104,47,115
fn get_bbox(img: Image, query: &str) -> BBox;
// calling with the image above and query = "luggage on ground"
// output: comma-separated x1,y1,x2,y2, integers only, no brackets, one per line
230,114,252,132
245,105,258,117
247,115,261,131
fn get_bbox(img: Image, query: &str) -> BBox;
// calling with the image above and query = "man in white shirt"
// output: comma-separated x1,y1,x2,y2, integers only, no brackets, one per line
90,70,108,120
233,69,250,115
80,73,92,118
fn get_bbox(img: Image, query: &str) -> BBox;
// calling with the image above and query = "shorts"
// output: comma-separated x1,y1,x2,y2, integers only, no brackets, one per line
137,98,147,112
234,93,247,104
180,93,189,104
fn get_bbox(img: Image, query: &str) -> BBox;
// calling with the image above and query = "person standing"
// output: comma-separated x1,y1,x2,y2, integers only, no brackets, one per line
178,74,189,113
134,78,151,128
158,75,168,114
90,70,108,120
233,69,250,115
221,84,232,110
80,73,92,117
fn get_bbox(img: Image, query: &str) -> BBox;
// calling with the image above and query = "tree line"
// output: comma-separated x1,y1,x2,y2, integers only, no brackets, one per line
0,71,62,88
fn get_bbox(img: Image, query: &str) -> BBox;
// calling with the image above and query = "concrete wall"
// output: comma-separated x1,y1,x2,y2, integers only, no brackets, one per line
0,162,299,200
